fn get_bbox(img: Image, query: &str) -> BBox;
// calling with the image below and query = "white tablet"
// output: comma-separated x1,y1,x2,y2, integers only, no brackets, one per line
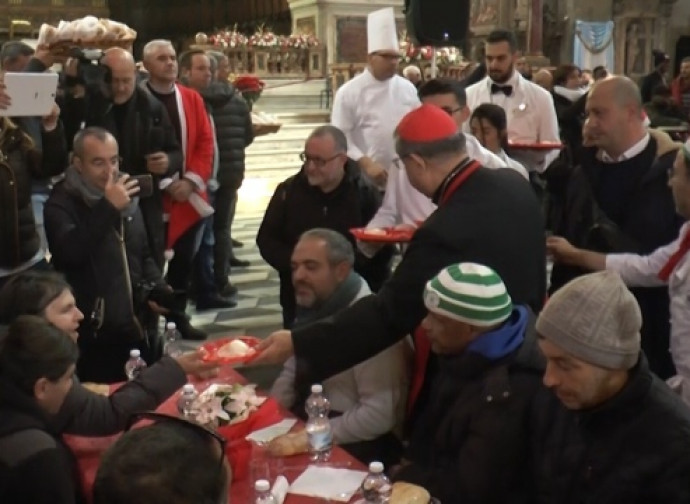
0,72,58,117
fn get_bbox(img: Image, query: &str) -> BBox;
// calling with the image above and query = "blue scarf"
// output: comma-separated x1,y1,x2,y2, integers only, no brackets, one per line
467,306,528,360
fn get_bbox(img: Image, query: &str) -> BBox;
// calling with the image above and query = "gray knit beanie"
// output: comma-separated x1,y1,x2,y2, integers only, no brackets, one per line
536,271,641,370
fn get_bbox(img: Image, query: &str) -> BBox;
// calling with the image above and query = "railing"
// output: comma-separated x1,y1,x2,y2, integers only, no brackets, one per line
330,61,474,93
191,44,327,79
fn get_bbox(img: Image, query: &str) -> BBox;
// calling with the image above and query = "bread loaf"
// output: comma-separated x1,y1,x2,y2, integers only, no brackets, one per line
267,431,309,457
390,482,431,504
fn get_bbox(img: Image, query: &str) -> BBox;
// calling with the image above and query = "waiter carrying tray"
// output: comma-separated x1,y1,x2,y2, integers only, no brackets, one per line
331,7,420,189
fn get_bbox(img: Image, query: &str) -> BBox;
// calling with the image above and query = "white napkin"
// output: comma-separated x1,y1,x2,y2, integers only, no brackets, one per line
245,419,297,443
271,475,289,504
289,465,367,502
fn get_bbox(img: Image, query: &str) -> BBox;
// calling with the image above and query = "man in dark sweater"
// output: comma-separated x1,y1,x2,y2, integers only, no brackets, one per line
549,76,682,378
253,104,545,385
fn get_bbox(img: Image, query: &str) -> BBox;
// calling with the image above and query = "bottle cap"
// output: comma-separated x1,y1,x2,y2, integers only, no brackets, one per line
311,384,323,394
182,384,196,394
369,461,384,473
166,322,177,330
130,349,141,358
255,479,270,492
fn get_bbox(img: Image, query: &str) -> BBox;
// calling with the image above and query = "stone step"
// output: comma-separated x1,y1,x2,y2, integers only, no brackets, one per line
263,111,330,124
262,79,327,96
245,160,300,178
257,94,326,110
246,147,303,165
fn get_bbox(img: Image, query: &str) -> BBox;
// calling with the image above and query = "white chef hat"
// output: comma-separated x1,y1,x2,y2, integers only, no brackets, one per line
367,7,399,54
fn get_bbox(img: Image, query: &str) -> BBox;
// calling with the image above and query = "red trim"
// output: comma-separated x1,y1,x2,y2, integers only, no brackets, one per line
439,160,482,206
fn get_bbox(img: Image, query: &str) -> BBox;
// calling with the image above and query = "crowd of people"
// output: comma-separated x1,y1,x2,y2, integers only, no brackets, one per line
2,4,690,504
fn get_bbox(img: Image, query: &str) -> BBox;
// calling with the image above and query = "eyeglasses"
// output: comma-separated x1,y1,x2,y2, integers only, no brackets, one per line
392,156,410,170
441,106,463,116
125,412,227,473
300,152,341,168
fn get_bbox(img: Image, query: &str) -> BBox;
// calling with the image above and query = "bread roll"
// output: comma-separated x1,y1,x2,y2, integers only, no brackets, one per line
267,431,309,457
38,23,57,45
390,482,431,504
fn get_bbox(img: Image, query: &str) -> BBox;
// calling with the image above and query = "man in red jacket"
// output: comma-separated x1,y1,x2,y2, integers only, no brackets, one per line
143,39,214,340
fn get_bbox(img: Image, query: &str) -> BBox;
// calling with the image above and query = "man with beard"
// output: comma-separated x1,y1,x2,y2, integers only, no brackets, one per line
464,30,560,174
331,7,419,189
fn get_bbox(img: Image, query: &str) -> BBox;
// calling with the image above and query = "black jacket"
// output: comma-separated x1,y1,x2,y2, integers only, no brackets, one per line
531,355,690,503
84,85,183,267
44,181,164,343
291,162,546,382
201,81,254,188
396,314,544,503
640,71,666,105
257,160,393,294
548,130,682,377
0,125,67,270
0,378,80,504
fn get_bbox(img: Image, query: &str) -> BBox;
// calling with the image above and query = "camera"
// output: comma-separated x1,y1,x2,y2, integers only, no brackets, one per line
70,47,112,99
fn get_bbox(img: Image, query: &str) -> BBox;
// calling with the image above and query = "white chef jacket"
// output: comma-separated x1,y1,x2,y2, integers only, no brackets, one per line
464,71,561,173
606,222,690,404
366,134,528,230
331,69,420,171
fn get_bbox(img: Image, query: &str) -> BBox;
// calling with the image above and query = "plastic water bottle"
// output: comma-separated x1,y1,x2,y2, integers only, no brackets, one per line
304,384,332,462
361,461,392,503
163,322,183,357
124,349,147,381
254,479,278,504
176,384,198,419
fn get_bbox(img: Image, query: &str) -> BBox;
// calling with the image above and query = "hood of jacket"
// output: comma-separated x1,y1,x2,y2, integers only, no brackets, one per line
199,81,236,110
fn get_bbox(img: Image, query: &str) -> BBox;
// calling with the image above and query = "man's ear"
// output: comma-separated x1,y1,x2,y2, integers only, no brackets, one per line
72,155,83,173
459,105,471,126
408,153,426,170
33,377,49,403
334,261,351,283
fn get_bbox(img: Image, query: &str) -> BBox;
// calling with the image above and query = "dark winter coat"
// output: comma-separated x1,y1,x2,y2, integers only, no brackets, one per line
0,125,67,270
201,81,254,188
44,181,164,343
531,354,690,503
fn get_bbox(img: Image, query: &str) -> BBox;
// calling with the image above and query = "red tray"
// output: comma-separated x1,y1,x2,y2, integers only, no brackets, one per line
508,141,564,150
199,336,262,365
350,227,414,243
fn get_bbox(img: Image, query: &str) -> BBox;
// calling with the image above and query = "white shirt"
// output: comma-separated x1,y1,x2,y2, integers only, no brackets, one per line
601,133,651,163
606,222,690,404
331,69,420,170
464,71,561,173
365,134,529,230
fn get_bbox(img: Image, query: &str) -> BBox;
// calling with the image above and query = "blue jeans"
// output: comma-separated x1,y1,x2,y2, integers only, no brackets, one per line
193,215,218,301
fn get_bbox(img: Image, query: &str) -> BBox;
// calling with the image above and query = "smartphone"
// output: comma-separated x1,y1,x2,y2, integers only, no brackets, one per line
130,174,154,198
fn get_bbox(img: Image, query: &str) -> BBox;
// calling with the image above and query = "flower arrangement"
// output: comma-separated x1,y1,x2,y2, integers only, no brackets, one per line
204,26,320,50
286,34,320,50
208,27,248,48
192,383,266,428
399,33,463,66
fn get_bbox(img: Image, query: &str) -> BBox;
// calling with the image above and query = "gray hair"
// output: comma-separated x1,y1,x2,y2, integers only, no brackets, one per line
307,125,348,153
403,65,421,78
395,132,467,160
299,228,354,267
142,39,175,61
0,41,34,68
73,127,116,159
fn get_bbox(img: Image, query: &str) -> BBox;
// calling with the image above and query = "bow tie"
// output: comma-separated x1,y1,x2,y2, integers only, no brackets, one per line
491,83,513,96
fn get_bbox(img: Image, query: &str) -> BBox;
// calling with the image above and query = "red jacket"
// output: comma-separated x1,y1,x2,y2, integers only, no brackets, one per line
165,84,213,248
670,76,690,110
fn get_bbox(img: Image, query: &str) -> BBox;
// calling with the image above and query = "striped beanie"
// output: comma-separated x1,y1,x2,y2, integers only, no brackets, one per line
423,263,513,327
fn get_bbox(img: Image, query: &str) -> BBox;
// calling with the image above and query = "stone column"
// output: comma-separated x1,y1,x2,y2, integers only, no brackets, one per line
528,0,544,55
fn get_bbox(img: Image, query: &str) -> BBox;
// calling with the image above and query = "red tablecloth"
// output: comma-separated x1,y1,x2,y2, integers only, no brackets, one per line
64,366,366,503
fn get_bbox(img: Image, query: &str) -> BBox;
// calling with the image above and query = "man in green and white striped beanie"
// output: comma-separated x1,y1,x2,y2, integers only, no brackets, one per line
422,262,521,355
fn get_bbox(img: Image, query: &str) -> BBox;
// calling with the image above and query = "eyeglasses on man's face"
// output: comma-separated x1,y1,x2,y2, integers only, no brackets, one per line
300,151,341,168
441,106,463,116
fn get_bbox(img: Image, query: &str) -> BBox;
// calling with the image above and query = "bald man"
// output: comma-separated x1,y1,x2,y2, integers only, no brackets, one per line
532,69,553,92
548,75,682,379
80,47,183,271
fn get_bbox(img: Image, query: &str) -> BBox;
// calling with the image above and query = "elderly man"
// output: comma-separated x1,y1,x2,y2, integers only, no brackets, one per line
85,47,183,270
44,128,181,382
671,57,690,117
394,262,542,503
143,40,214,339
257,125,392,328
270,229,408,465
255,105,545,390
532,271,690,503
464,30,560,173
402,65,422,88
94,419,231,504
548,75,682,379
331,7,419,188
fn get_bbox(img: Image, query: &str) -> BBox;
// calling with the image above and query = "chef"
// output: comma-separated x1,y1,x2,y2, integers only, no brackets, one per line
331,7,420,189
464,29,560,173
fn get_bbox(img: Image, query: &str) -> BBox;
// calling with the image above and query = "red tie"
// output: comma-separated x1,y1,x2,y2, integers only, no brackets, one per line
658,228,690,282
407,326,432,415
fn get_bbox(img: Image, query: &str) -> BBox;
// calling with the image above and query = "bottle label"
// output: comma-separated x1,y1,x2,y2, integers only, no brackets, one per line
307,428,332,452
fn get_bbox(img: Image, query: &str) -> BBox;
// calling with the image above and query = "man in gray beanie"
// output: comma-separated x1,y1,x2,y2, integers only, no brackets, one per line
531,270,690,503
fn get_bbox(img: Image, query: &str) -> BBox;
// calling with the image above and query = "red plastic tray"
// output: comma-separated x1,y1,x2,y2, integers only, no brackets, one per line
199,336,262,365
350,227,414,243
508,141,564,150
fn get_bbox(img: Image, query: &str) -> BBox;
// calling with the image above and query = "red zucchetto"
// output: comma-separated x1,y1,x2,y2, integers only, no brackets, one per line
396,104,458,142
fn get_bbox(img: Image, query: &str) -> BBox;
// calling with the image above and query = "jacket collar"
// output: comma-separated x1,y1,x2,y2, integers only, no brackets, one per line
0,377,54,437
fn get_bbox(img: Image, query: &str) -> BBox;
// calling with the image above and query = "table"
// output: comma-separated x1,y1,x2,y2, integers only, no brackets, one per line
64,365,366,503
